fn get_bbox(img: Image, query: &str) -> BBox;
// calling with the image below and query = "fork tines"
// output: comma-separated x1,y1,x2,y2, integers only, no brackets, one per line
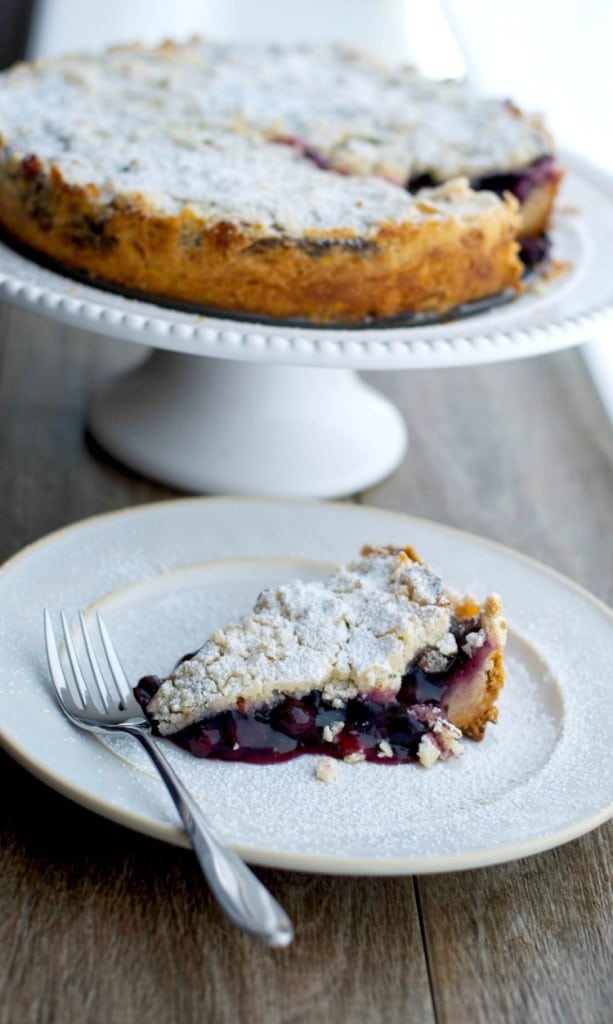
44,609,133,716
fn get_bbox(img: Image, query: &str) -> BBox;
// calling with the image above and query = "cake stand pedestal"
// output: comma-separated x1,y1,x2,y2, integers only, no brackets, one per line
1,156,612,497
88,352,407,496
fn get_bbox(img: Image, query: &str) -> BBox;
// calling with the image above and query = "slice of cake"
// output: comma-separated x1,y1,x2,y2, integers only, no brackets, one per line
134,545,507,767
0,40,561,323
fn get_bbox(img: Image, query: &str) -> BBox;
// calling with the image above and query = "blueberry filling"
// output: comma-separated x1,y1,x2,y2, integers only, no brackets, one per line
134,681,430,764
269,134,332,171
21,153,43,179
399,614,481,704
470,155,558,203
407,155,558,204
407,156,557,268
406,172,436,192
134,616,486,765
518,233,550,268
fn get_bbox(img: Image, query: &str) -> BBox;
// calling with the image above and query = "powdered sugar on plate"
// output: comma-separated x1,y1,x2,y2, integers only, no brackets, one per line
94,560,563,857
0,498,610,872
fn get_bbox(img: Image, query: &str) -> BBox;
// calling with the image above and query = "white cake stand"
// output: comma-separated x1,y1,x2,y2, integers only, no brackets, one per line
1,154,612,497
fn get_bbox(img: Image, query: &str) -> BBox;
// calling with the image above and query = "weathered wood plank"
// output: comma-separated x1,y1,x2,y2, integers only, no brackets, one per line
0,308,175,561
0,310,436,1024
363,352,613,602
0,309,611,1024
0,751,435,1024
366,350,613,1024
419,828,613,1024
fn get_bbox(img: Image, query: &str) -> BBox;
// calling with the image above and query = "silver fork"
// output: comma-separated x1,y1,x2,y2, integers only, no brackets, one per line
44,609,293,948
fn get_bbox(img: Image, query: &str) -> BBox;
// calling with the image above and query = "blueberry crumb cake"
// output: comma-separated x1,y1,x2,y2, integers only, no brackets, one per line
134,545,507,768
0,40,561,324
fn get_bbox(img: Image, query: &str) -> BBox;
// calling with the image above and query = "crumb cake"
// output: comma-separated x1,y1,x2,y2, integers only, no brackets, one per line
134,545,507,768
0,40,561,324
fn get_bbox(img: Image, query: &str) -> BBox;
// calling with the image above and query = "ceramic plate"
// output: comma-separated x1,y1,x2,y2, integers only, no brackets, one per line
0,498,611,874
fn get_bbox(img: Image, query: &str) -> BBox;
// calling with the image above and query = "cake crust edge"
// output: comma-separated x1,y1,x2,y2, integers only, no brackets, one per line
0,157,523,324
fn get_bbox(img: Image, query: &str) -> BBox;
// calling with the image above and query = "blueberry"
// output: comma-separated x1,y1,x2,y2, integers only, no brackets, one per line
519,234,550,267
407,172,436,192
271,698,315,738
385,707,427,754
133,674,161,703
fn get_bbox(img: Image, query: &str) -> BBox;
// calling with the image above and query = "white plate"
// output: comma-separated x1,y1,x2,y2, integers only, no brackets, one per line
0,497,611,874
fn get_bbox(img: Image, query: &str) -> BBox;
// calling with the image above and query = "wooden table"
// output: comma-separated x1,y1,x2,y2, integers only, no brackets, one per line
0,303,611,1024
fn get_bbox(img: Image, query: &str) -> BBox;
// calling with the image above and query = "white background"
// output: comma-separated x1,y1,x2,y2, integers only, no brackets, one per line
27,0,613,168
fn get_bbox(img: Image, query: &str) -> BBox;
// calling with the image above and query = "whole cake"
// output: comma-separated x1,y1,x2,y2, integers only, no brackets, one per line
0,40,561,323
134,545,507,768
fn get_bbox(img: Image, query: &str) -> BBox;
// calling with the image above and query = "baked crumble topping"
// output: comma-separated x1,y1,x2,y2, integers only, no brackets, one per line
147,548,459,735
133,545,506,770
0,40,550,236
0,40,557,322
315,757,339,784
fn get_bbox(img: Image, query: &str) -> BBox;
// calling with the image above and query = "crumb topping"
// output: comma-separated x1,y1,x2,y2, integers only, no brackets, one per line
417,710,464,767
0,40,546,237
148,548,458,735
315,756,338,784
462,630,486,656
344,751,367,764
322,721,345,743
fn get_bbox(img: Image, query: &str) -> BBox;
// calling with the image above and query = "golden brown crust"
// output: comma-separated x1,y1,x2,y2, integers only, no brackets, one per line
0,158,523,324
446,593,507,740
359,546,507,741
518,177,562,238
451,647,506,740
360,544,422,563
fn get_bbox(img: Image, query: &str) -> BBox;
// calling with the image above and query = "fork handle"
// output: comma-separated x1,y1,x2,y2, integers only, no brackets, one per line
130,728,293,947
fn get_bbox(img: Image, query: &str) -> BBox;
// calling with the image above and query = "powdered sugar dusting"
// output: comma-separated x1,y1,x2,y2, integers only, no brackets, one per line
0,498,609,870
102,636,563,856
93,566,564,856
0,40,541,235
147,548,457,733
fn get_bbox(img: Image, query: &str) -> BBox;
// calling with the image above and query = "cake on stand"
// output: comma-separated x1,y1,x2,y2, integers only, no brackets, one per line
0,155,611,498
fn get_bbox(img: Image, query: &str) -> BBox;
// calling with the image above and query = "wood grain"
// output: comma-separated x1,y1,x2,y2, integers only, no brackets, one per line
418,829,613,1024
363,354,613,601
367,356,613,1024
0,751,434,1024
0,302,611,1023
0,309,435,1024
